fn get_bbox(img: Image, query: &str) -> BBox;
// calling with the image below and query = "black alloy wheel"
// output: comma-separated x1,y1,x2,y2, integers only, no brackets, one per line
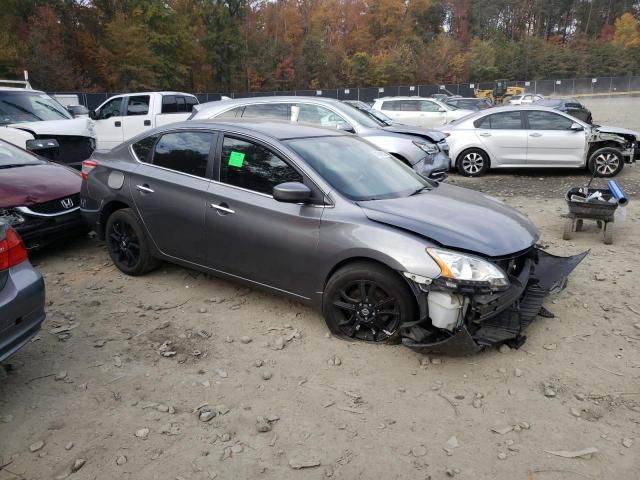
323,262,416,343
105,208,158,276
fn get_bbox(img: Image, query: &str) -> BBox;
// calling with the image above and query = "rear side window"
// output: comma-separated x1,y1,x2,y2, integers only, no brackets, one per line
241,104,291,120
219,137,302,195
126,95,150,116
152,131,214,177
186,96,198,111
216,107,244,119
381,101,400,111
132,135,158,163
475,111,522,129
162,96,178,113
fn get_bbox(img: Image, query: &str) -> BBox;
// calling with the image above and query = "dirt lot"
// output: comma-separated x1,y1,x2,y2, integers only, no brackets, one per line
2,99,640,480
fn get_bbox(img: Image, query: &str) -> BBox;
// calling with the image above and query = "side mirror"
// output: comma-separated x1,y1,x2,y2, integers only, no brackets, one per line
273,182,312,203
570,122,583,131
336,122,355,133
89,109,97,120
438,107,446,112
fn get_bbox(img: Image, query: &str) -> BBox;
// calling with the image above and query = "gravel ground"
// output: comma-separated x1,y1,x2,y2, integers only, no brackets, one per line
1,98,639,480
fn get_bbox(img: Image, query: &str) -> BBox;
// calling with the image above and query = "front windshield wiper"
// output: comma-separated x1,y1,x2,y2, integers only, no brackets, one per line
410,185,431,196
0,163,30,169
0,100,43,121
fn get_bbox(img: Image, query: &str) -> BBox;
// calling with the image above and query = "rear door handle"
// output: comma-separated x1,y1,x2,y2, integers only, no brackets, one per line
529,133,542,137
210,203,235,215
136,184,154,193
144,120,151,126
114,121,121,127
479,132,492,137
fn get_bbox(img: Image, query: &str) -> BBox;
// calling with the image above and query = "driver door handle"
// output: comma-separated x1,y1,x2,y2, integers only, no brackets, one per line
529,132,542,137
114,121,121,127
210,203,235,215
136,184,154,193
479,132,491,137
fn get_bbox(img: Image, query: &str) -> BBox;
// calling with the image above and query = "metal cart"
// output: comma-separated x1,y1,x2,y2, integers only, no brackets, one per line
562,187,618,244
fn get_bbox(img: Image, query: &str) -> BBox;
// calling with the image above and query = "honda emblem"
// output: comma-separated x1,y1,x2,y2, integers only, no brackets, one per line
60,198,74,209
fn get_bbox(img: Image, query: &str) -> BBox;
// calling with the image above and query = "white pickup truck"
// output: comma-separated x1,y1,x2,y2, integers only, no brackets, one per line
91,92,199,149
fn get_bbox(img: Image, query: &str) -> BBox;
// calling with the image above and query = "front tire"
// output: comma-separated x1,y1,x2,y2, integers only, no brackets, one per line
588,147,624,177
323,262,416,343
105,208,158,276
457,148,489,177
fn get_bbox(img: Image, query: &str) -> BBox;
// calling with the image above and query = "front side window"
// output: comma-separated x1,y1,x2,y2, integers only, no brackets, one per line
381,101,400,111
220,137,302,195
294,104,347,128
126,95,150,116
161,96,178,114
98,98,123,119
418,100,441,112
527,111,574,130
152,131,213,177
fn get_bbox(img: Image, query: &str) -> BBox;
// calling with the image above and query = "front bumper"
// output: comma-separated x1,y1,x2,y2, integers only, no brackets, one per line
400,248,587,356
0,262,46,363
414,150,450,181
13,209,87,249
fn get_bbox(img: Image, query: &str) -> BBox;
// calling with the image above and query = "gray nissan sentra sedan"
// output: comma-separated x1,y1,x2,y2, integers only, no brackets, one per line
80,121,585,355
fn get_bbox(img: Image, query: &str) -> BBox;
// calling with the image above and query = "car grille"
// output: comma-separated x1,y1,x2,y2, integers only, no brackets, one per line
26,194,80,215
34,135,95,167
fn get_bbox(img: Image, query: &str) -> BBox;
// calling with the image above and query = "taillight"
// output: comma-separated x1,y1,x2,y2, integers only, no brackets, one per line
0,227,29,270
81,159,97,180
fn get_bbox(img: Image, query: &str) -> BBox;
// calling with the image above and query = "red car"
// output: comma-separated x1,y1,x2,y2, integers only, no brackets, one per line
0,139,85,248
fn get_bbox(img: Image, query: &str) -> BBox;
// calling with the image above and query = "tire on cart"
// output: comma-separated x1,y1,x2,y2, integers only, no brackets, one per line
603,222,614,245
562,218,574,240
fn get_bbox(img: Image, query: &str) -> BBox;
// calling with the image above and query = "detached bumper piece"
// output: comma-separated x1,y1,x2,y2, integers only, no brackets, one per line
401,249,588,356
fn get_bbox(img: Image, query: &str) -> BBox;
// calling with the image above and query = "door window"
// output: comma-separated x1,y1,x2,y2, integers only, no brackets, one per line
241,104,291,120
97,98,123,119
126,96,150,116
418,100,441,112
161,96,178,113
216,107,244,119
219,137,302,195
527,111,574,130
152,131,214,177
294,104,347,128
132,135,158,163
381,101,400,111
475,112,522,129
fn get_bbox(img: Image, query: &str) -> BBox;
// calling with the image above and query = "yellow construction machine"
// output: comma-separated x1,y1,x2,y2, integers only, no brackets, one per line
474,79,526,104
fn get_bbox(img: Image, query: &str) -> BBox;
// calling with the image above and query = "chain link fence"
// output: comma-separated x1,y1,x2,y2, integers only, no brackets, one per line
51,76,640,109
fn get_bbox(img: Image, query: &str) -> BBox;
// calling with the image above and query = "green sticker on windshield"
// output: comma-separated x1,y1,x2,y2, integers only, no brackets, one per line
228,151,245,168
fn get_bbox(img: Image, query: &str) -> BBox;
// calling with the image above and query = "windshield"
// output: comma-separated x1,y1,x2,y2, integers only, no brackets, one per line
0,91,72,125
286,136,430,201
0,140,45,168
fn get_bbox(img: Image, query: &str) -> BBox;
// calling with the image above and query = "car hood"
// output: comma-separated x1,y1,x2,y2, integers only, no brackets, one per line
0,163,81,208
381,125,448,143
593,125,639,140
357,183,539,257
8,117,95,138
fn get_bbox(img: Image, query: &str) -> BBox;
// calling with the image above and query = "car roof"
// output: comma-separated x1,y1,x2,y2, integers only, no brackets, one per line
447,97,486,101
196,95,348,113
0,87,45,93
376,96,436,101
167,119,349,140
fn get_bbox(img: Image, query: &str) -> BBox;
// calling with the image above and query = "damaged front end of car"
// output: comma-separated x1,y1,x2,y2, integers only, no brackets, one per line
399,247,587,356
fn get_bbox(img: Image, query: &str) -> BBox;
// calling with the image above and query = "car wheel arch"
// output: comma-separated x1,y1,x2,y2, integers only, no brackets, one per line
323,255,413,294
98,200,132,240
587,140,624,158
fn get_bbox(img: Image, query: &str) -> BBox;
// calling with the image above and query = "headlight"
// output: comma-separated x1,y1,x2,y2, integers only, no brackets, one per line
413,140,439,155
25,138,59,152
427,247,509,290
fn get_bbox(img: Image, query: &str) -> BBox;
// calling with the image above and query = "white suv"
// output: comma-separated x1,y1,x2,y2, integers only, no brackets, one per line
372,97,473,128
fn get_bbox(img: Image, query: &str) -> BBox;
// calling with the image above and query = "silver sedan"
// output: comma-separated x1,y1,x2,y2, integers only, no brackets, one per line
438,106,638,177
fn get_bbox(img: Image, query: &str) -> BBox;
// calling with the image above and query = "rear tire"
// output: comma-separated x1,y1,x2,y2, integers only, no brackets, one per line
457,149,489,177
105,208,158,276
323,261,416,343
588,147,624,178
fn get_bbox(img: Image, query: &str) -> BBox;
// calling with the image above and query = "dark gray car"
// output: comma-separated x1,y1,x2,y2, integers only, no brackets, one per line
0,223,46,362
80,121,585,355
189,96,450,181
